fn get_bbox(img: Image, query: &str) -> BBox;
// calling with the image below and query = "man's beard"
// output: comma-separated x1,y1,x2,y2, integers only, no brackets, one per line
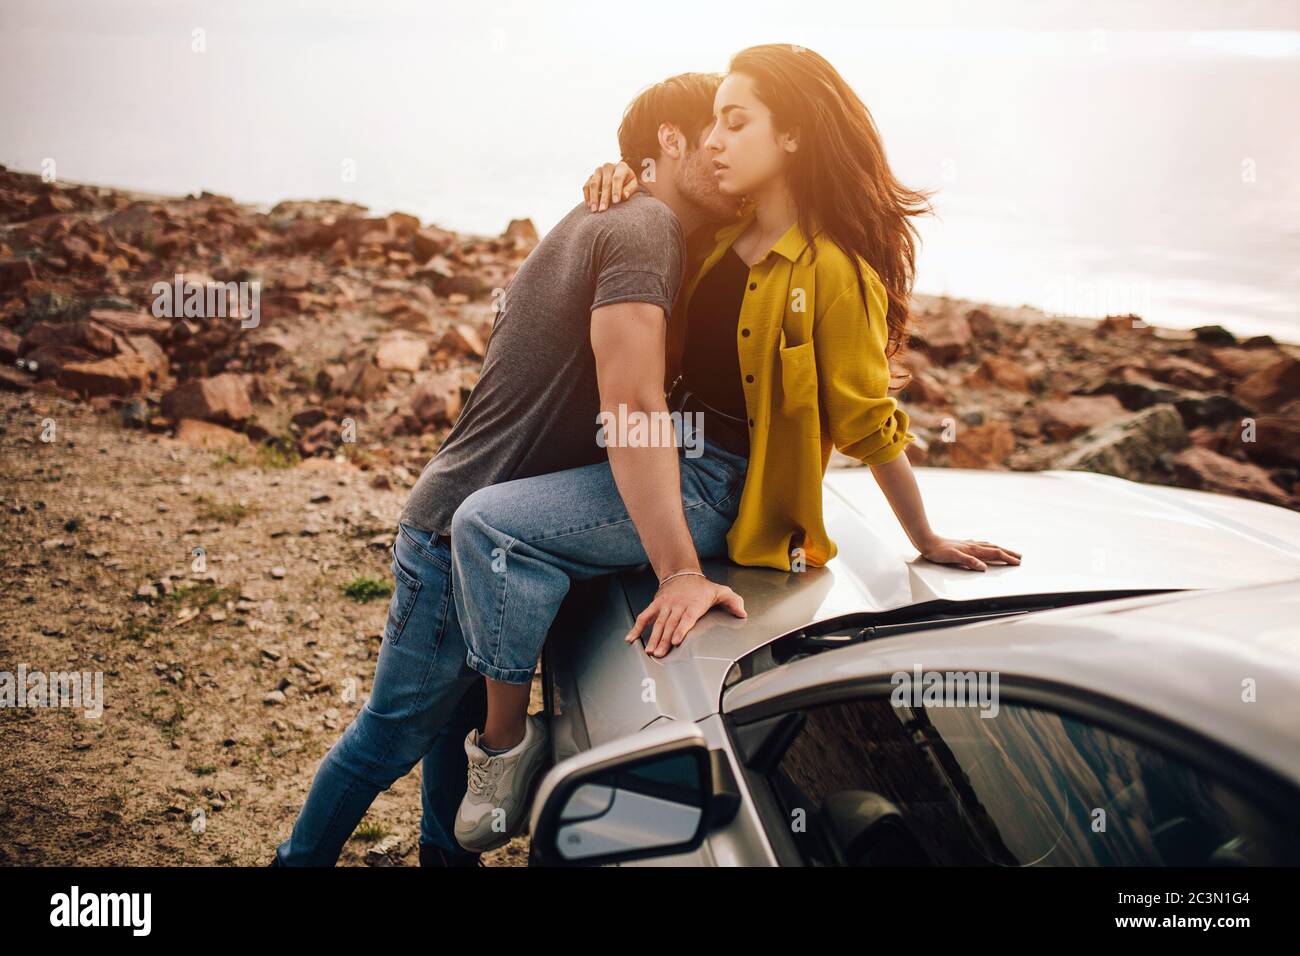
676,153,744,223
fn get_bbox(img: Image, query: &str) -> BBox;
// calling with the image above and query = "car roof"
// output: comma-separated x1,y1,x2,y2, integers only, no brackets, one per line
719,576,1300,786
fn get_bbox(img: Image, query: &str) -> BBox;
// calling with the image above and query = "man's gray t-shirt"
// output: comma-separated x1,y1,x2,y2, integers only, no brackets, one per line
400,193,685,536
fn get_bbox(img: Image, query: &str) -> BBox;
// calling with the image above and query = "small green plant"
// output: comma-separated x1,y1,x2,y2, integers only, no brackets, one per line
119,619,157,642
156,699,187,743
160,582,238,614
194,494,257,524
341,444,374,468
343,575,392,603
351,819,390,843
190,765,217,777
256,436,300,470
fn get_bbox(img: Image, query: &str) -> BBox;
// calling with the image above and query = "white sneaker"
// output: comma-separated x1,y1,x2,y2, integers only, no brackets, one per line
454,715,550,852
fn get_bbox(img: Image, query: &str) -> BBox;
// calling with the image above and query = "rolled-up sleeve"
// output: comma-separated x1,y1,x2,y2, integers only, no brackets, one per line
814,278,916,467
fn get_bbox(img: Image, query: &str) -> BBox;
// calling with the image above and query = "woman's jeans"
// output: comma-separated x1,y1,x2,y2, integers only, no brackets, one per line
452,433,749,684
274,524,485,866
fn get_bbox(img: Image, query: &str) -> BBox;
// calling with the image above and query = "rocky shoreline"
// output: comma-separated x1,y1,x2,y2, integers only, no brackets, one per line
2,165,1297,509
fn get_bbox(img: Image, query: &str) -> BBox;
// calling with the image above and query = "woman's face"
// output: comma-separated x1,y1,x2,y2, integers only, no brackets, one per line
703,71,796,197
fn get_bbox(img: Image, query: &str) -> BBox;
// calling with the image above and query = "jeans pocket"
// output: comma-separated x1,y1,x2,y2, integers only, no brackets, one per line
384,548,422,645
710,472,746,514
697,456,747,514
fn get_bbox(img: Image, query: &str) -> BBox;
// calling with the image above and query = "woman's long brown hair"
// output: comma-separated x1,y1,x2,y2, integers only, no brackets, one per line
729,44,933,363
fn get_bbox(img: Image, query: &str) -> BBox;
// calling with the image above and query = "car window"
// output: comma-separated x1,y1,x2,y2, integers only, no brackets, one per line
761,695,1299,866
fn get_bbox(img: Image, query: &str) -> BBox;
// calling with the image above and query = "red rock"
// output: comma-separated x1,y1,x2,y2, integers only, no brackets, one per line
1241,409,1300,469
436,323,485,359
278,263,312,292
408,371,464,427
175,418,252,451
0,326,21,361
21,344,98,378
375,334,429,372
1171,446,1293,508
21,319,115,355
947,420,1015,469
965,308,999,339
1147,355,1221,392
964,355,1032,392
57,352,151,397
161,373,253,423
414,253,455,283
1188,425,1235,454
0,257,36,293
1207,346,1280,380
284,217,345,253
102,203,162,246
503,219,539,250
441,273,487,299
412,226,455,262
915,311,971,365
1012,412,1042,438
1096,314,1155,337
259,290,311,320
386,212,421,239
86,308,171,339
1234,355,1300,413
0,366,34,392
332,359,388,400
299,419,342,456
290,406,328,429
251,329,296,360
118,334,169,382
1039,394,1127,442
896,347,932,376
897,370,949,407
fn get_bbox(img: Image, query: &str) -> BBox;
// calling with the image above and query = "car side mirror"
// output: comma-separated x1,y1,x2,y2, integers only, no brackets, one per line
529,721,735,866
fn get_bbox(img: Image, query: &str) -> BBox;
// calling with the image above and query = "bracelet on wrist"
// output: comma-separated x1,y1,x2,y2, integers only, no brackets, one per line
657,569,704,590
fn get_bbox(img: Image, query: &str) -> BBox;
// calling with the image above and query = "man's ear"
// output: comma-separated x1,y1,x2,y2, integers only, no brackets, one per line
656,122,684,160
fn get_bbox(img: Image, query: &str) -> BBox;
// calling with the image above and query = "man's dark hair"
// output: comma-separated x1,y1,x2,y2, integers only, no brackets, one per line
616,72,721,169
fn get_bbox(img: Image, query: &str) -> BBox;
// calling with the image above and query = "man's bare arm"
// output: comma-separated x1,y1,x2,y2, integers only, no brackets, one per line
590,301,745,656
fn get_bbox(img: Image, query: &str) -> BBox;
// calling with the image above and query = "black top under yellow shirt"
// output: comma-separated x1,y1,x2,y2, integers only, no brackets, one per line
681,246,750,453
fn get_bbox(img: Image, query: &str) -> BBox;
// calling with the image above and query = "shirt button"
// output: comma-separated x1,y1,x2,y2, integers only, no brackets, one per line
741,328,750,337
748,418,755,427
749,282,757,291
745,374,754,383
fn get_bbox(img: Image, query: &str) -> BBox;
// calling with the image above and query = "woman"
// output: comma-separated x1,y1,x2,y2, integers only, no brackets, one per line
452,44,1021,851
584,44,1020,572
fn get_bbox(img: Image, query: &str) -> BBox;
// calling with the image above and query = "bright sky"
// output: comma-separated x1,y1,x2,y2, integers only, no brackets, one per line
3,1,1297,336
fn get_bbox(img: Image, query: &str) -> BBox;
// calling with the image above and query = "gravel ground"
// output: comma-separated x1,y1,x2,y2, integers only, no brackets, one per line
0,391,535,866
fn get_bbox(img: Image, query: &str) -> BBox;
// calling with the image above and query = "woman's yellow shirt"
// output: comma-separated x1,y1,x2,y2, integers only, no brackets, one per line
680,207,916,571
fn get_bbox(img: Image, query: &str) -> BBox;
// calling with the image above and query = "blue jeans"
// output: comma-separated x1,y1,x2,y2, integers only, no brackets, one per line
274,524,485,866
451,434,749,684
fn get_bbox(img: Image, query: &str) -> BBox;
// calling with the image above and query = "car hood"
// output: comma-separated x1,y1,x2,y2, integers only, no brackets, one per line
626,466,1300,679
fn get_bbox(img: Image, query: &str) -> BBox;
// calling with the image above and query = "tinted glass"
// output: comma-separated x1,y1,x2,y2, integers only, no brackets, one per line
766,696,1299,866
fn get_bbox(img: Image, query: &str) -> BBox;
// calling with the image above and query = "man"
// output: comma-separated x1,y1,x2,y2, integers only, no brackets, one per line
274,72,744,866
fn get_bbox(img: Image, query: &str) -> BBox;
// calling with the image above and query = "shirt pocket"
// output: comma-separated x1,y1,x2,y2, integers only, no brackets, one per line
777,329,818,413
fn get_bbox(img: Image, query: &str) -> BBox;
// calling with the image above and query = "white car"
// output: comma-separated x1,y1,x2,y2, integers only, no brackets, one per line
528,467,1300,866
